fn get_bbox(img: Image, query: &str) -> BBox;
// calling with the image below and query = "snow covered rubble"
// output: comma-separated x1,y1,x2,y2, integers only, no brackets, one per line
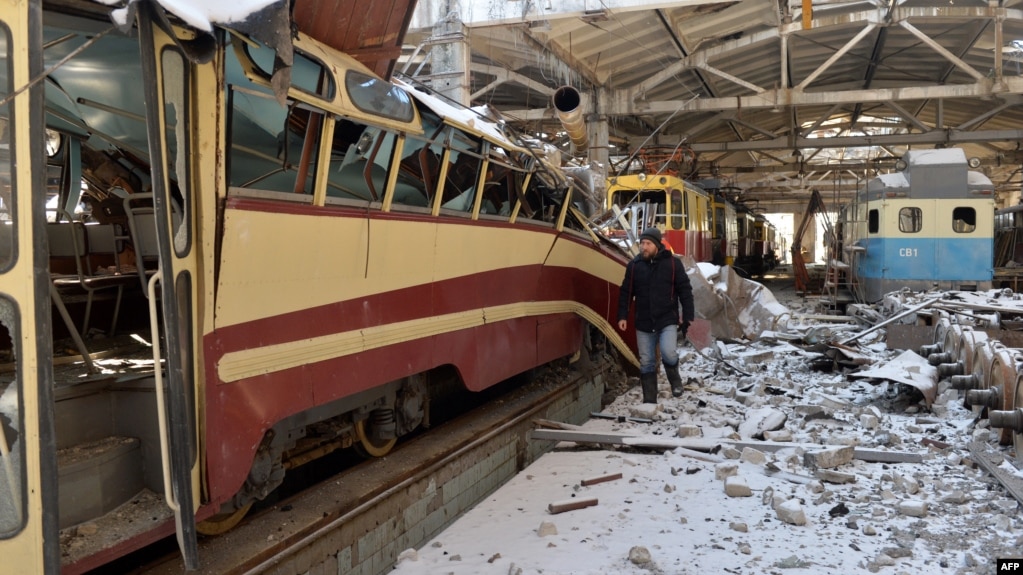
390,272,1023,575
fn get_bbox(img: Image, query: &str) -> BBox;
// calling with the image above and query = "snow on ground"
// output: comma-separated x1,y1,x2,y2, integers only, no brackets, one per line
392,278,1023,575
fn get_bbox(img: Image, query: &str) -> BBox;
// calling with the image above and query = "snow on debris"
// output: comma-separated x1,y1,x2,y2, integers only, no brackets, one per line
392,285,1023,575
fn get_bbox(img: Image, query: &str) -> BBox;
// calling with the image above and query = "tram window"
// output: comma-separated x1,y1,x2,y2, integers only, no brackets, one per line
228,86,323,195
898,207,922,233
346,71,414,123
713,206,725,238
670,190,683,229
246,43,335,100
439,129,483,214
324,125,398,202
952,207,977,233
479,146,522,217
162,48,192,256
868,209,879,234
0,297,25,537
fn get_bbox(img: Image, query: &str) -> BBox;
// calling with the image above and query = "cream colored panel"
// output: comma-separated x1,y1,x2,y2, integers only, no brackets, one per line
216,209,371,327
217,211,558,327
545,237,628,285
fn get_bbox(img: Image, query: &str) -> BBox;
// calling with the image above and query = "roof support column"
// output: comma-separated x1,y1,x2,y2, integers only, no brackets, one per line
587,88,610,178
426,3,471,105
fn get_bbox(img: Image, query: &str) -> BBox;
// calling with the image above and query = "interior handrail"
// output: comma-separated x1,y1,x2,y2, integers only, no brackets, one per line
147,269,179,513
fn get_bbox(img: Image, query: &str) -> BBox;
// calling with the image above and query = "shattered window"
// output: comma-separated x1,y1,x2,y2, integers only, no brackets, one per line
952,207,976,233
0,297,24,537
898,207,922,233
345,71,413,123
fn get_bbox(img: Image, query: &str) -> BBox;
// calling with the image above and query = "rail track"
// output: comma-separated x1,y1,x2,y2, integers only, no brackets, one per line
119,359,616,575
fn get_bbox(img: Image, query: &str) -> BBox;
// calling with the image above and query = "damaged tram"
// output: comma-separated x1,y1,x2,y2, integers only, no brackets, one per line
0,1,637,572
843,148,995,302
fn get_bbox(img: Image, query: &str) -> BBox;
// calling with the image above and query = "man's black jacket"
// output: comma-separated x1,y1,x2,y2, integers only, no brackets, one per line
617,248,695,332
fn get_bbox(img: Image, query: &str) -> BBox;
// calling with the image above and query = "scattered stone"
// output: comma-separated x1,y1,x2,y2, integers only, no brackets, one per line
804,445,854,470
628,546,652,565
725,475,753,497
828,502,849,517
863,524,877,536
630,403,661,419
860,414,879,430
814,469,857,484
729,521,748,532
738,407,787,439
773,554,810,568
664,483,675,493
721,446,742,460
776,499,807,526
677,424,701,438
715,462,738,480
537,521,558,537
395,549,418,563
763,429,793,441
898,500,928,517
740,447,767,465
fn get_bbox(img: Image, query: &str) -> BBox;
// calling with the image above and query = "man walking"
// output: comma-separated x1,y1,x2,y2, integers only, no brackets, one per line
617,228,695,403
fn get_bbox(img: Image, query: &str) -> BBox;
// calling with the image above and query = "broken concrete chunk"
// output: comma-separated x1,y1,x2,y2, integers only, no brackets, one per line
804,445,854,470
738,407,787,439
628,546,652,565
814,469,857,484
763,429,793,442
537,521,558,537
775,499,808,525
715,461,738,480
677,424,702,438
740,447,767,466
859,414,879,430
898,500,928,517
724,475,753,497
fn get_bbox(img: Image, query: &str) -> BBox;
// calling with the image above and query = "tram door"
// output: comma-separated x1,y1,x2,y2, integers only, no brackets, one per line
0,2,62,571
135,4,204,568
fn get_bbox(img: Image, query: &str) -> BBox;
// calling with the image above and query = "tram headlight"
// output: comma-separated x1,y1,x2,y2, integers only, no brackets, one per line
638,173,647,181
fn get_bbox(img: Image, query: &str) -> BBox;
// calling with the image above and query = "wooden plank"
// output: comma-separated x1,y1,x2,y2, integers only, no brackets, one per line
968,441,1023,505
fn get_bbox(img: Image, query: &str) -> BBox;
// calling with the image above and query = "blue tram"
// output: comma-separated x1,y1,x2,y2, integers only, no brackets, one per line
846,149,994,302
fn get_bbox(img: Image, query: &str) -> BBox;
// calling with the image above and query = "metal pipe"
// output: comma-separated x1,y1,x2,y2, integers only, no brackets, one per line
553,86,588,154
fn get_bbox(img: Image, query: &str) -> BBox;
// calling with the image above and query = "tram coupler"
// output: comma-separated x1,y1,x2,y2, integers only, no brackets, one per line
936,361,964,378
989,408,1023,432
966,386,1002,409
919,343,942,357
950,374,978,391
927,351,954,365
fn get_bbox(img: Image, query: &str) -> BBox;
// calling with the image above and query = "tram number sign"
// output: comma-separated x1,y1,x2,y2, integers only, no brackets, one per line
898,248,918,257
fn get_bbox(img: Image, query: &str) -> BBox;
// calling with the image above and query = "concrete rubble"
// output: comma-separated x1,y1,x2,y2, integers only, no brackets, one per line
584,285,1023,571
393,285,1023,575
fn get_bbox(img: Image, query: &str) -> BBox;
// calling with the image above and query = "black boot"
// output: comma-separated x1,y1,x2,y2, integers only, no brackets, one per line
640,372,658,403
664,361,683,397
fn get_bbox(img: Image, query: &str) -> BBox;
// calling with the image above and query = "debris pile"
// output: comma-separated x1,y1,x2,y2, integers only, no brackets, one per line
391,285,1023,575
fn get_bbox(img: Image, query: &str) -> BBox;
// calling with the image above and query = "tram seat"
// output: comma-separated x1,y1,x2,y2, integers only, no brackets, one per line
47,217,135,336
123,194,163,298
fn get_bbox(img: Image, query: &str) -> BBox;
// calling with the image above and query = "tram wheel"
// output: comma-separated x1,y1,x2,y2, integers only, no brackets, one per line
354,418,397,458
196,501,253,536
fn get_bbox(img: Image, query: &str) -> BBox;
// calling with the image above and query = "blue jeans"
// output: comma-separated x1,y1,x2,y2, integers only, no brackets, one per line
636,325,679,374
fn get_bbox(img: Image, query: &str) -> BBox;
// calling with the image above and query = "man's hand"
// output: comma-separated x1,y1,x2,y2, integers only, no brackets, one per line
617,319,627,331
679,320,691,339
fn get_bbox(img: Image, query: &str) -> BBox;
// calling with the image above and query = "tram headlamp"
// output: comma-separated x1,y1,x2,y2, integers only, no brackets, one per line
638,173,647,181
968,157,981,169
